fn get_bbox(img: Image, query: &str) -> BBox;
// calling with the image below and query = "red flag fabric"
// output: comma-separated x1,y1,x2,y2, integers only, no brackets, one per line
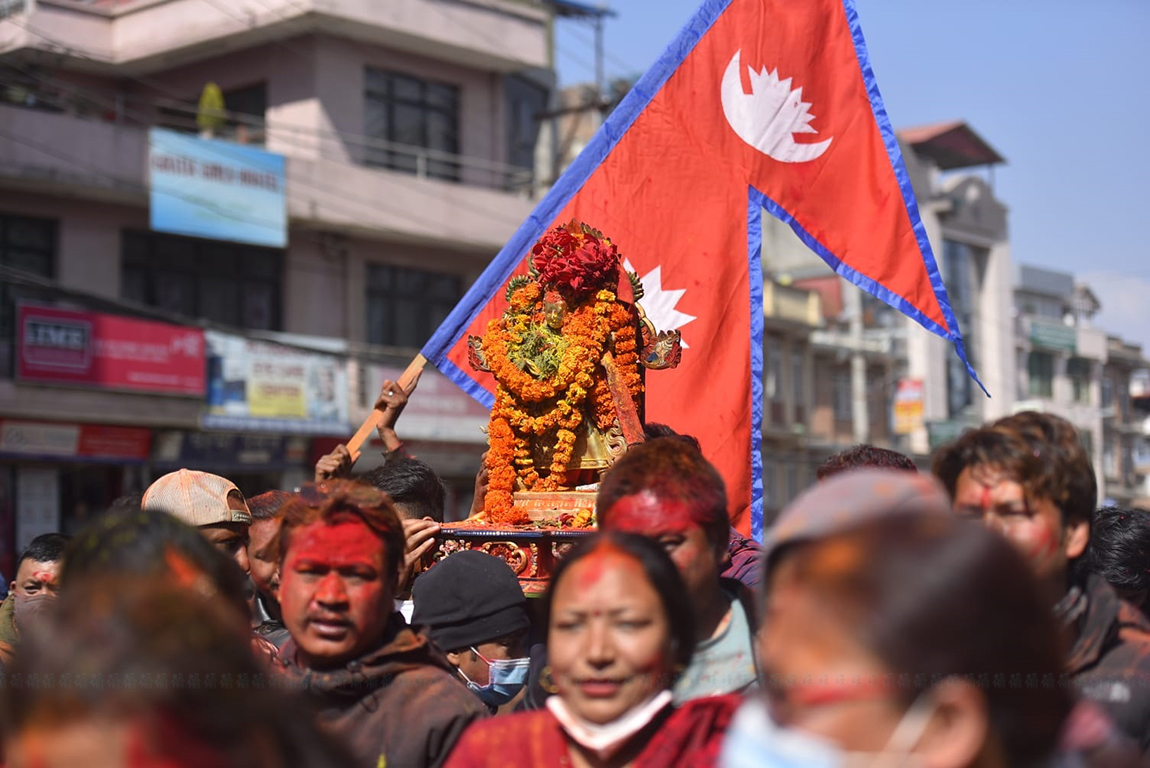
422,0,977,539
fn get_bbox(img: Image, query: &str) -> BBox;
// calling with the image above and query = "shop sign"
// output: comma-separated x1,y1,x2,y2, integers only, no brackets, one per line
0,421,152,462
18,304,205,395
204,332,349,434
153,430,307,471
892,378,924,435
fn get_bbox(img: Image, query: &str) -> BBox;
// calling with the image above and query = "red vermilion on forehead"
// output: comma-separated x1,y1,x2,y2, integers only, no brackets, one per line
569,543,637,591
31,571,57,585
286,520,384,568
604,490,705,535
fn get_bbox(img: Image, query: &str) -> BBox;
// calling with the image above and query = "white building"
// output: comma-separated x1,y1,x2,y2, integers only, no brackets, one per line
896,121,1014,456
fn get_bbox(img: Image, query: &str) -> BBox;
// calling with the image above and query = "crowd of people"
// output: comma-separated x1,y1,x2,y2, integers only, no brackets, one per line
1,379,1149,767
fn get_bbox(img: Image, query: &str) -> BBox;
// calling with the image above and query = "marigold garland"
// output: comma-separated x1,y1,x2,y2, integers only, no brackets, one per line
480,224,645,524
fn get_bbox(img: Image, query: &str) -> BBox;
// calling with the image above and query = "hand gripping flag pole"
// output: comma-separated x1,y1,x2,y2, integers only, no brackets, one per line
355,0,984,540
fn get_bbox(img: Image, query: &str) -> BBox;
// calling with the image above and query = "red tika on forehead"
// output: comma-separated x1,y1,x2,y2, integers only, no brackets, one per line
603,490,708,535
286,520,384,567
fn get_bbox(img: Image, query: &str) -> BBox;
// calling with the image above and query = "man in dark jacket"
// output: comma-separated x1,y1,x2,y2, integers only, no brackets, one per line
935,411,1150,752
274,480,486,768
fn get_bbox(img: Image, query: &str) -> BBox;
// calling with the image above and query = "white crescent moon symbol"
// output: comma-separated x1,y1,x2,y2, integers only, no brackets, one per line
721,50,833,164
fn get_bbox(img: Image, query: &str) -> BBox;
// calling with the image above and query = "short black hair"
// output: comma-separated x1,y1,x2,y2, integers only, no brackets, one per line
642,423,702,452
361,458,446,522
247,490,294,522
17,533,71,573
1083,506,1150,595
545,531,696,671
817,444,917,480
597,439,729,554
107,494,143,513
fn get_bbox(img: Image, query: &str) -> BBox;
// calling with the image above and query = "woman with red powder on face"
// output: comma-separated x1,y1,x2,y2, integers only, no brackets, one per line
445,532,734,768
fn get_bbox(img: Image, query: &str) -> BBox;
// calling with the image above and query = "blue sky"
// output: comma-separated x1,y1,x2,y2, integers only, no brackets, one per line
553,0,1150,347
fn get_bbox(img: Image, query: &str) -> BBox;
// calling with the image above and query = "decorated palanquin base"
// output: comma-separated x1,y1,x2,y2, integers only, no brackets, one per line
425,222,681,594
435,493,596,596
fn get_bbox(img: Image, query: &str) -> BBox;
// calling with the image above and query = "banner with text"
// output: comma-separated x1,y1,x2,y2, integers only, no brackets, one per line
18,304,205,395
149,128,287,248
204,331,349,434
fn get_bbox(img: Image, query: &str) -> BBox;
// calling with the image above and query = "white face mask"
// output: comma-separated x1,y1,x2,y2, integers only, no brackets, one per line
719,694,936,768
547,689,674,760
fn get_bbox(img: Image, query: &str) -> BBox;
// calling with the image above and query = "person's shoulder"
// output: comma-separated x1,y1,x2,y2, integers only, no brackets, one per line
463,709,554,738
445,710,559,767
637,695,743,768
395,663,487,710
673,693,744,720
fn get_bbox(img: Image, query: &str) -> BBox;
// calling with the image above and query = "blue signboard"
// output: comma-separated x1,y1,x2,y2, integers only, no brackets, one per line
148,128,287,248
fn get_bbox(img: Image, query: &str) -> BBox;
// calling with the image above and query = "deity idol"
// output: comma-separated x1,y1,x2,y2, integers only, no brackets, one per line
468,221,682,525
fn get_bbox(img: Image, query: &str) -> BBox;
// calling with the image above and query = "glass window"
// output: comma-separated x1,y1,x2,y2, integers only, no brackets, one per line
120,230,282,330
1028,352,1054,398
766,347,782,403
364,69,461,181
1067,357,1092,404
366,264,461,348
791,349,805,420
943,239,983,418
0,214,55,277
833,371,852,422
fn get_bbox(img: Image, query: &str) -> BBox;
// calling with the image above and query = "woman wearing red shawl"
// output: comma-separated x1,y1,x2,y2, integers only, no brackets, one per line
445,532,736,768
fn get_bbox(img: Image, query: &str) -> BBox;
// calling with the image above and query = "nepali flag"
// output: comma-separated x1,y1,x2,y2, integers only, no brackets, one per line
422,0,980,540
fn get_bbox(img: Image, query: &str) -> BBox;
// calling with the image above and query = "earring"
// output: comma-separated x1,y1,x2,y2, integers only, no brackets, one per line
539,665,559,694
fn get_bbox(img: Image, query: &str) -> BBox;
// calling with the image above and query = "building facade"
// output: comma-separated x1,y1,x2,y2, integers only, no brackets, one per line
0,0,556,567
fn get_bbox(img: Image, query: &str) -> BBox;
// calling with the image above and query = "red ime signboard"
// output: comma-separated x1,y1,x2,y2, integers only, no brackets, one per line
17,305,205,395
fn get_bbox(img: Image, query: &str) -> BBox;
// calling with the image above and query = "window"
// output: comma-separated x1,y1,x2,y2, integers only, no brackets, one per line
366,264,461,348
1079,429,1094,464
1102,376,1114,410
791,349,805,423
0,214,55,277
0,214,57,378
943,239,983,418
121,231,282,330
1103,440,1118,480
832,371,852,423
1067,357,1092,404
784,463,799,504
1027,352,1054,398
365,69,460,181
504,75,547,189
766,346,784,425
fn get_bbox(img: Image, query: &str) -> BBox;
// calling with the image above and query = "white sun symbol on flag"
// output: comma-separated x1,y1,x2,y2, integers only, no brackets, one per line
623,259,697,348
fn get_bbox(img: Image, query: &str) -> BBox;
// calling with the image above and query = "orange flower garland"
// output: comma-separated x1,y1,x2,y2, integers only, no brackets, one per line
480,224,645,524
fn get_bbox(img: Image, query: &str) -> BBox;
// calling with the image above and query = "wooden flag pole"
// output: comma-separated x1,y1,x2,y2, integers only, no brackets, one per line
347,354,427,464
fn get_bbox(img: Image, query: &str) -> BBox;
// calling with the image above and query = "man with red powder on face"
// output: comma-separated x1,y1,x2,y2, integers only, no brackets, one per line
0,533,69,670
273,480,486,768
596,438,758,704
934,411,1150,753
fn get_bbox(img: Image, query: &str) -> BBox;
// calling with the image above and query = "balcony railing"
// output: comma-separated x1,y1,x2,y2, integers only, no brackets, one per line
1,74,537,193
